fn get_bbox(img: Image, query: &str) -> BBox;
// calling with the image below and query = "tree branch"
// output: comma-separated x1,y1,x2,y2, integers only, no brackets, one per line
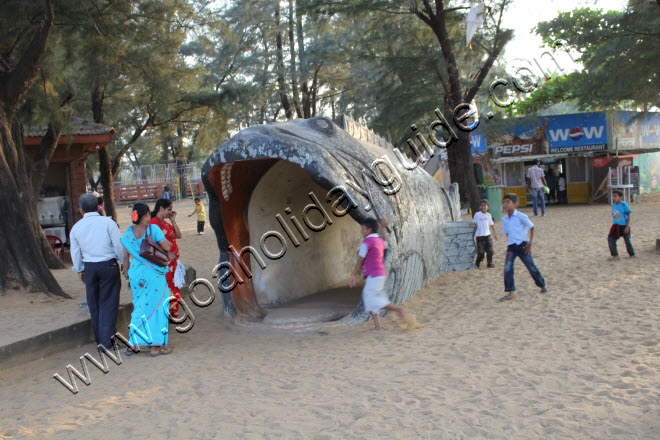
110,115,153,176
215,60,235,91
1,0,54,116
410,0,433,26
465,0,509,103
426,0,463,107
30,123,63,196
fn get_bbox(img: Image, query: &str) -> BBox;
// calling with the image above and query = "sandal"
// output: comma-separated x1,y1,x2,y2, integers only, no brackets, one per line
499,294,515,302
151,347,174,357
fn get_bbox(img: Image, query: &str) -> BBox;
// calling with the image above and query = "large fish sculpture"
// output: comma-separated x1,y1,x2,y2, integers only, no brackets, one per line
201,116,476,326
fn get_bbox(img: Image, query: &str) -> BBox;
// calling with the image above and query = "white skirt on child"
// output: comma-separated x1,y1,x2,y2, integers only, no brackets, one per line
362,276,390,314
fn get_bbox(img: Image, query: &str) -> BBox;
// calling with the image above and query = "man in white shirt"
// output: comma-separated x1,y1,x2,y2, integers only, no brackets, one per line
526,160,548,216
70,193,124,348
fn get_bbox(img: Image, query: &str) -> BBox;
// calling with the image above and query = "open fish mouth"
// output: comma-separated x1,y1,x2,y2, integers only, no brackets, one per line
202,117,469,328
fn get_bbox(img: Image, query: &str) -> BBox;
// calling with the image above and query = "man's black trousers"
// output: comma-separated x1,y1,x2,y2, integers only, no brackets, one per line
84,260,121,348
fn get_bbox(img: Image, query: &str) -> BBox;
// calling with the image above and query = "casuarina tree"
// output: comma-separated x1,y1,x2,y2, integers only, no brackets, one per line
0,0,69,296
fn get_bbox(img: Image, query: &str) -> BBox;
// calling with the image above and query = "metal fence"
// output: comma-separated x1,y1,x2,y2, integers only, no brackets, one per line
111,161,207,202
115,163,182,185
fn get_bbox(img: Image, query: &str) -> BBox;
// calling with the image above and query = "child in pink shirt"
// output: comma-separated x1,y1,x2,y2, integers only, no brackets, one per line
348,218,409,331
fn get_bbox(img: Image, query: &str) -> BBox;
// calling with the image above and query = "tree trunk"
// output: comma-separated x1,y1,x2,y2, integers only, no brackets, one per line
295,1,312,119
88,176,99,191
31,124,66,270
331,90,335,121
0,114,68,296
275,2,293,119
175,125,185,159
159,127,172,161
0,0,69,296
98,146,116,221
258,38,271,124
287,0,303,118
91,83,118,221
431,22,481,214
447,130,481,215
110,117,151,177
161,142,170,162
418,2,496,215
130,151,141,167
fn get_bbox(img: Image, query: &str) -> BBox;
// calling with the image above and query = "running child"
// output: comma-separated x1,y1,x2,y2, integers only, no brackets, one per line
500,194,548,301
348,218,414,331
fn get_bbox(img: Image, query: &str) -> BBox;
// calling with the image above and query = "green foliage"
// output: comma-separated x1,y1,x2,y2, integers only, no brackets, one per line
1,0,239,170
533,0,660,110
1,0,516,170
305,0,513,146
512,74,580,115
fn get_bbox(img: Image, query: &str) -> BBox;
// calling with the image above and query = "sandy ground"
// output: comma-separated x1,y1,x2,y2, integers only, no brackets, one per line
0,197,659,439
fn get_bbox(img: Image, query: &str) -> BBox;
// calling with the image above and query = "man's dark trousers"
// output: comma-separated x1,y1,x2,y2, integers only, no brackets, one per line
85,260,121,348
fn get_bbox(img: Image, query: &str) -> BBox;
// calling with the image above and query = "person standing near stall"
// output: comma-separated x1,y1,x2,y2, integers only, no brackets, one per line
150,198,183,318
526,160,548,216
546,169,557,204
558,173,567,205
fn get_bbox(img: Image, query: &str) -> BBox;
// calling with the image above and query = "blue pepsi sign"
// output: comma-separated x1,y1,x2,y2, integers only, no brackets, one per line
546,112,607,152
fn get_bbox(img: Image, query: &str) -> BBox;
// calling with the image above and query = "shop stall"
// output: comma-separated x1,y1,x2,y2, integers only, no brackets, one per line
24,117,115,243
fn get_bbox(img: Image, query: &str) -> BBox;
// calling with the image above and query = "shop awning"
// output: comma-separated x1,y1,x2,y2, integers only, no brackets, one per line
491,153,574,163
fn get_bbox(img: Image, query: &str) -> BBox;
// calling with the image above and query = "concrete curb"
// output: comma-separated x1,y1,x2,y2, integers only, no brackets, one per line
0,304,133,369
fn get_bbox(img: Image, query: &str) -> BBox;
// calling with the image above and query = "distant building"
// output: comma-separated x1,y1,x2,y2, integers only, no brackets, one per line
472,111,660,204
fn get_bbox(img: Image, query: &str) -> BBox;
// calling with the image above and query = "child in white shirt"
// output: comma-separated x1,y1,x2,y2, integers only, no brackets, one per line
472,199,497,268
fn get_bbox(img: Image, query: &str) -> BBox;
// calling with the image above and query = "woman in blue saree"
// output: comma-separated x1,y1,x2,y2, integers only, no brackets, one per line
121,203,174,357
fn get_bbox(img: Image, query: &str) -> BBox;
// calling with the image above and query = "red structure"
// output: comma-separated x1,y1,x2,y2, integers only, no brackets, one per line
24,117,115,239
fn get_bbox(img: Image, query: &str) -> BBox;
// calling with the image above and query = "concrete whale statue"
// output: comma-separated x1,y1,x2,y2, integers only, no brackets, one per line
201,116,476,327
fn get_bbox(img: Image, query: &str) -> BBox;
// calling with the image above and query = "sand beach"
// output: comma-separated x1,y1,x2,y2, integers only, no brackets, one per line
0,197,658,439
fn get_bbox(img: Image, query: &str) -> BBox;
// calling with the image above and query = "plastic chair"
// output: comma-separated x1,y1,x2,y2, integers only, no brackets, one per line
46,235,65,262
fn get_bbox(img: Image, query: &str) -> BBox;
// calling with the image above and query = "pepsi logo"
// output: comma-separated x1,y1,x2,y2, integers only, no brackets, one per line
569,127,584,141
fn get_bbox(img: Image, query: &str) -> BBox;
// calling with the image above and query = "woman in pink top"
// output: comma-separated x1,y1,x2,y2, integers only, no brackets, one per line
348,218,409,331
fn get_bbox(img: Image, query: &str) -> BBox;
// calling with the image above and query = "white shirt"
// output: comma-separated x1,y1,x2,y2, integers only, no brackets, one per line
527,165,545,189
69,212,124,272
502,210,534,245
358,233,387,257
472,211,494,237
558,177,566,191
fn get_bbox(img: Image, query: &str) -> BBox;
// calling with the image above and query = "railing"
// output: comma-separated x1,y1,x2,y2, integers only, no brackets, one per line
111,179,206,202
94,161,207,202
113,183,173,202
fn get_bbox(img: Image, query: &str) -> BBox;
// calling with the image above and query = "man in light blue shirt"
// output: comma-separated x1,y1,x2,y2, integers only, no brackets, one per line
69,194,124,348
500,193,547,301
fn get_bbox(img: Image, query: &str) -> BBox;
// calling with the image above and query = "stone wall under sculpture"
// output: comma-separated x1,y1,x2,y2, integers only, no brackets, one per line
201,117,476,324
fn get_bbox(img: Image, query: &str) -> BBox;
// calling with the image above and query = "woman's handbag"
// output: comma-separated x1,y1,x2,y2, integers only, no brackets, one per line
139,225,169,267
